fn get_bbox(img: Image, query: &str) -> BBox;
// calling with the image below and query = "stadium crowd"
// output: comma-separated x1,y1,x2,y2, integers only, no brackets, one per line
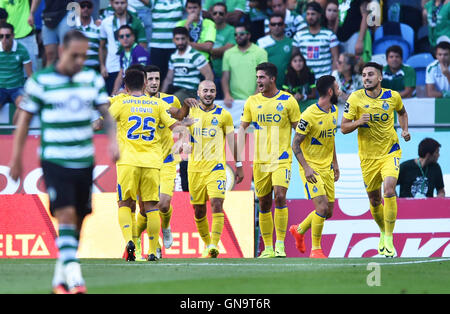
1,0,449,113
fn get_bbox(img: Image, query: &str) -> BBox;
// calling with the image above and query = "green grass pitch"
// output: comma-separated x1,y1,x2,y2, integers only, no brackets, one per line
1,258,449,294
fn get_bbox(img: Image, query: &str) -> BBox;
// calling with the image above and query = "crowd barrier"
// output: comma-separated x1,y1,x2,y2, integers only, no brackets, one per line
1,193,449,258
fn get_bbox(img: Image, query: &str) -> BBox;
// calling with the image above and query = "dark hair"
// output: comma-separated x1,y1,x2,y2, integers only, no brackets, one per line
0,22,14,33
362,61,383,74
62,30,88,47
234,22,251,33
173,26,189,37
117,24,135,37
211,2,227,12
305,1,323,14
418,138,441,158
126,64,146,76
341,52,358,75
269,13,285,23
124,69,145,91
386,45,403,59
284,52,313,87
316,75,336,97
144,64,161,74
0,8,8,20
186,0,201,6
256,62,278,79
436,41,450,51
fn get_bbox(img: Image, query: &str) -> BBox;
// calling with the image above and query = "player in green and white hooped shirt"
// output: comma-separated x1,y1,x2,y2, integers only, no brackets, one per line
9,30,120,294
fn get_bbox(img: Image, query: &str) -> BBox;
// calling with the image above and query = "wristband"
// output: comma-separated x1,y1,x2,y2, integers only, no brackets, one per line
236,161,243,167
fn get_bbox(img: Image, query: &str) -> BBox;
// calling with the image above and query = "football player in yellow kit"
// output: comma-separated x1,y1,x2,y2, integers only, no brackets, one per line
238,62,301,258
183,80,244,258
341,62,411,257
289,75,340,258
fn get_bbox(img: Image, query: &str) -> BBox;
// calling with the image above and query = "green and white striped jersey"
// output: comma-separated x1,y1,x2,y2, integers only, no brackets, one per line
293,28,339,79
76,18,100,69
0,40,31,89
20,66,109,169
149,0,186,49
169,46,208,91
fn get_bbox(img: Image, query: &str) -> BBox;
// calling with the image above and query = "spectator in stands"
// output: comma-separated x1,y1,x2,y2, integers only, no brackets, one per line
381,45,416,98
176,0,216,60
398,137,445,198
0,0,39,72
336,0,372,62
423,0,450,50
264,0,306,38
99,0,147,95
210,2,236,99
127,0,153,45
112,25,150,95
426,41,450,98
282,51,316,109
203,0,247,26
161,26,214,104
29,0,75,66
325,0,339,34
293,1,339,79
257,13,293,89
148,0,185,84
0,23,32,123
221,23,268,107
245,0,270,43
75,0,101,72
332,52,363,105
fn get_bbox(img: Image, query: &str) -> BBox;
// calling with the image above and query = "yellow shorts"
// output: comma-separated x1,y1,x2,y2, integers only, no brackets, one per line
159,158,177,197
360,151,402,192
253,162,291,198
188,168,226,204
116,165,160,202
300,167,335,202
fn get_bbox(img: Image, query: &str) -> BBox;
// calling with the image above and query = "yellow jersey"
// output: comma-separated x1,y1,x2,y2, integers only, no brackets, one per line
241,90,301,164
109,94,177,168
154,92,181,162
343,88,404,160
296,103,338,170
188,104,234,172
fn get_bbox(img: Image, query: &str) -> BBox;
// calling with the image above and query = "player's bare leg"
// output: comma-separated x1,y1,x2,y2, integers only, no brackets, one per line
257,192,275,258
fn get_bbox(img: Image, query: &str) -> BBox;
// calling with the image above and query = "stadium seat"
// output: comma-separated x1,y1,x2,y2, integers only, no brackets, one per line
374,22,415,57
406,53,435,86
373,35,412,61
370,53,387,66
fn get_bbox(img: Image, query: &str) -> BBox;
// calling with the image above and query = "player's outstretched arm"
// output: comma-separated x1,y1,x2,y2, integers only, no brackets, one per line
226,131,244,184
292,132,318,184
397,106,411,142
9,109,33,181
170,98,198,120
237,121,250,169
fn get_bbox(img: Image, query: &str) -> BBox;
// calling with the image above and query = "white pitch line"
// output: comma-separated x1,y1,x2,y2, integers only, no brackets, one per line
12,258,450,268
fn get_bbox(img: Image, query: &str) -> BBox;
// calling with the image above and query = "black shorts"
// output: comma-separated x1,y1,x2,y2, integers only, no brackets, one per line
41,160,94,218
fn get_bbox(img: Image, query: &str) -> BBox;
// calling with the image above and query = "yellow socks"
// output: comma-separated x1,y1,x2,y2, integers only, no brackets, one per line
135,212,147,240
195,215,211,247
370,203,385,233
160,205,173,230
118,206,133,244
384,196,398,237
259,211,274,248
274,206,288,242
311,211,326,250
298,210,315,235
211,213,224,247
146,208,160,255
